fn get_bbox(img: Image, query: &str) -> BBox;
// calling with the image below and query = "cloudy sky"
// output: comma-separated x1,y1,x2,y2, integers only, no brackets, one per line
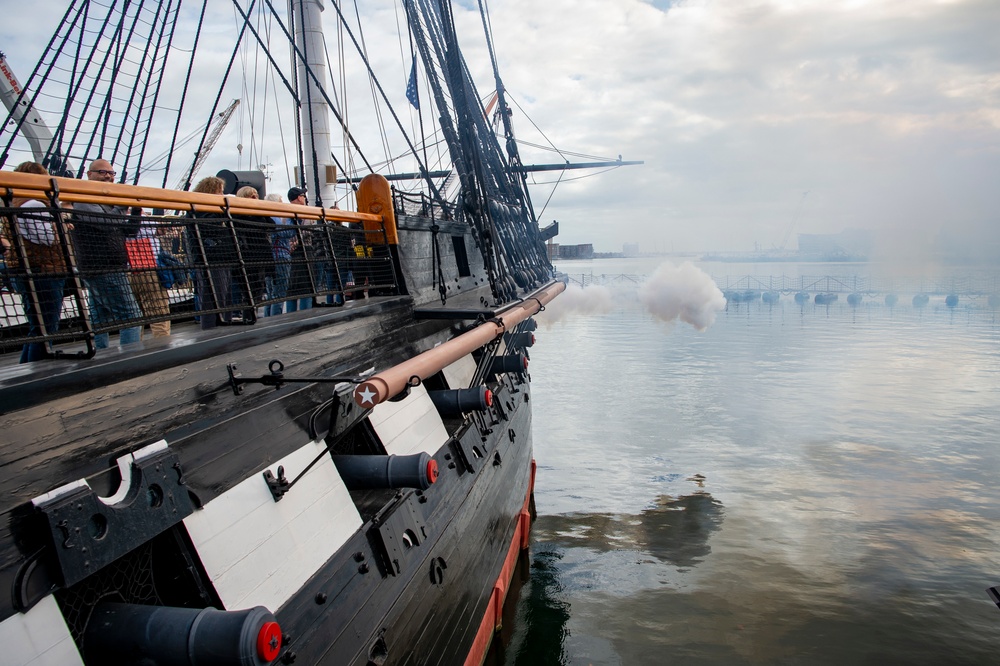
3,0,999,256
482,0,1000,256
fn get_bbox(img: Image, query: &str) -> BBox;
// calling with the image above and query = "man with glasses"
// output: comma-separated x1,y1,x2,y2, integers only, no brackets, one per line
72,159,144,350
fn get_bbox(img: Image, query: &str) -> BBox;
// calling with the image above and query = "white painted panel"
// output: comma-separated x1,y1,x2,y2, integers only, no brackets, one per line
441,353,477,389
0,596,84,666
184,439,363,611
369,383,448,456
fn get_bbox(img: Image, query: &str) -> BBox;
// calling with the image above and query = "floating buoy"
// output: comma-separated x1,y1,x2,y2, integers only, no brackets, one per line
794,292,809,304
762,291,780,304
815,293,838,305
945,294,958,308
847,293,863,306
885,294,898,307
743,290,759,302
913,294,929,307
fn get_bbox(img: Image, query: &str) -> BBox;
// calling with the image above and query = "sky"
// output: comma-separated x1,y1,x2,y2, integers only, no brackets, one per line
2,0,999,257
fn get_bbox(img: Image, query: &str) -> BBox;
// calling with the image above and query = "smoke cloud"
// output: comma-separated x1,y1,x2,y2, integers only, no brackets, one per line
540,262,726,331
638,262,726,331
536,283,614,325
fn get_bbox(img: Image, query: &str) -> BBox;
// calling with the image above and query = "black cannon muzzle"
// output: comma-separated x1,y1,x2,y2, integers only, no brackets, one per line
85,602,282,666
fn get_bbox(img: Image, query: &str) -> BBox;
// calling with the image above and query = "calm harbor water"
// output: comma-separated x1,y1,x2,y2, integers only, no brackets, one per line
508,260,1000,665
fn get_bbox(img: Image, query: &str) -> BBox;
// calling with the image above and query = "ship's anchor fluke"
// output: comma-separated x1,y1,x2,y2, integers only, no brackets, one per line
227,359,367,395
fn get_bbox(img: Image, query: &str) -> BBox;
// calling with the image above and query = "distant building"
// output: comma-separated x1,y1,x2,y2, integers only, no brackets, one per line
547,243,594,260
623,243,639,257
556,244,594,260
797,229,872,260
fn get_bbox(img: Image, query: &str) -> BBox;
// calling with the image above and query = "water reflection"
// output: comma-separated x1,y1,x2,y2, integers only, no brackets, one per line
506,492,725,664
519,281,1000,665
536,492,724,568
514,504,1000,665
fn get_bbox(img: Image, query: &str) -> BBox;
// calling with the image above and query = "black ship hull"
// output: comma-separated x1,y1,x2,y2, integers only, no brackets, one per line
1,1,565,661
0,201,559,665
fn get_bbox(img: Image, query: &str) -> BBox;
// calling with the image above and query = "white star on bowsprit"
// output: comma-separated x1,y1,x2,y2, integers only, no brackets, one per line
358,386,377,405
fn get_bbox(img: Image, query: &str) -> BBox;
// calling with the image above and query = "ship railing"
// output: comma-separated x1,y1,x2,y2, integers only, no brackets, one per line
392,188,455,221
0,172,397,359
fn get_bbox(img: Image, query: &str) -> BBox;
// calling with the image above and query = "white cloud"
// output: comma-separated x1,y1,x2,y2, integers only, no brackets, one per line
2,0,998,257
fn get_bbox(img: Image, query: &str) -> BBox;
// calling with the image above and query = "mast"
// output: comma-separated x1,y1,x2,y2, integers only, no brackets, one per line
291,0,337,207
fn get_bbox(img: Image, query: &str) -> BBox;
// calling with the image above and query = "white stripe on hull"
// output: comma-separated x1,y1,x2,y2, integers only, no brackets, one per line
369,382,448,456
0,596,83,666
442,354,477,389
183,439,363,611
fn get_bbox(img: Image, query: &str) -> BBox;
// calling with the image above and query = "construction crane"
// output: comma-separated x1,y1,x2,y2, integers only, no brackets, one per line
175,99,240,190
0,51,72,175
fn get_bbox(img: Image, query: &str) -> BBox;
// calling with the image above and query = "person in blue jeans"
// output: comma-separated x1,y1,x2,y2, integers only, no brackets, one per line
72,159,143,348
284,188,314,313
4,161,69,362
263,193,296,316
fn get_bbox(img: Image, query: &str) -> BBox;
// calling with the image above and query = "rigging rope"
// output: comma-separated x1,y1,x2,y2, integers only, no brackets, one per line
163,0,207,189
326,0,445,206
350,0,392,178
130,0,179,185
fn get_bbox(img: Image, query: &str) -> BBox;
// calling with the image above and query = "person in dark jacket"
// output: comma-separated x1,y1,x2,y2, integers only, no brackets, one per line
285,218,317,312
231,186,273,324
263,193,296,316
284,187,314,312
72,159,143,349
187,176,236,329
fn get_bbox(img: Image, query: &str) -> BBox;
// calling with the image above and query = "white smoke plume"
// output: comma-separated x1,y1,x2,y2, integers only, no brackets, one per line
535,283,614,325
637,262,726,331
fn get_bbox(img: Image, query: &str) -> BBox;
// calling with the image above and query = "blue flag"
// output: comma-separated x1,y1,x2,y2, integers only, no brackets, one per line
406,58,420,110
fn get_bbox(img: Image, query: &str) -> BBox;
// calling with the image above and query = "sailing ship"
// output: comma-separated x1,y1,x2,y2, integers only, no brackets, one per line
0,2,570,663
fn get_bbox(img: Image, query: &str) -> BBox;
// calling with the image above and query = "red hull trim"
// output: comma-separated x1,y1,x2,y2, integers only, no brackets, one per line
463,458,536,666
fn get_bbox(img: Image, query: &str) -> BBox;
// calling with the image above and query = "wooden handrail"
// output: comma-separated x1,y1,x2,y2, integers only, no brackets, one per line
0,172,380,223
352,280,566,407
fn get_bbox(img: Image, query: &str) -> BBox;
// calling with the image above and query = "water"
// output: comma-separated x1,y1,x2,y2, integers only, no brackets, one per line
509,262,1000,664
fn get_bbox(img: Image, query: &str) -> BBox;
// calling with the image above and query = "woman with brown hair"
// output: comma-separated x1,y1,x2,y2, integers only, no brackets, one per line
231,186,272,324
188,176,235,329
3,161,70,362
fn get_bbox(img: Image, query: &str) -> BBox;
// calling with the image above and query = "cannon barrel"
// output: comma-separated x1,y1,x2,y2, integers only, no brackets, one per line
507,332,535,348
84,602,281,666
428,387,492,415
489,353,528,376
331,452,438,490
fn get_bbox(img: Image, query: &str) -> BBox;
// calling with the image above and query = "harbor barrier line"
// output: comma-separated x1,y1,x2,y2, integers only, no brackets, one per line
354,280,565,407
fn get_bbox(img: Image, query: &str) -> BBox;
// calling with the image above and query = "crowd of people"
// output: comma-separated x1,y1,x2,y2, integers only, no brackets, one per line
2,159,357,363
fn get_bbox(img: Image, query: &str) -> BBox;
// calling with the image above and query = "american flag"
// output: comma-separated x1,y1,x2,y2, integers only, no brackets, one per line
406,58,420,110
